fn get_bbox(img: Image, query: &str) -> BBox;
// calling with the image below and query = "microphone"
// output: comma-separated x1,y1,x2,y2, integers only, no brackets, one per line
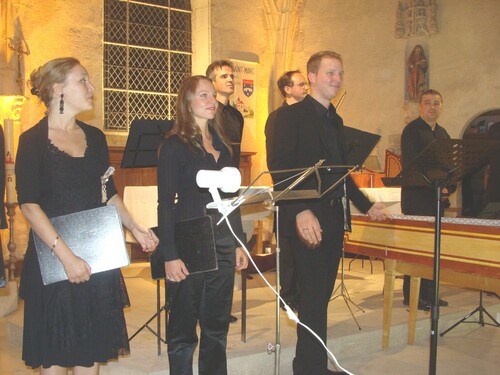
196,167,241,217
196,167,241,193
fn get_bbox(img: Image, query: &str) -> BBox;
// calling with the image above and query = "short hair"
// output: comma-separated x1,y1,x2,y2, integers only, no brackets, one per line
28,57,81,108
277,70,302,97
205,60,235,80
419,89,443,104
307,51,343,75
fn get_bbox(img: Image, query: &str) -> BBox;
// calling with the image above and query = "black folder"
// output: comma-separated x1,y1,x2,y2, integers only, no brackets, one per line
150,216,217,279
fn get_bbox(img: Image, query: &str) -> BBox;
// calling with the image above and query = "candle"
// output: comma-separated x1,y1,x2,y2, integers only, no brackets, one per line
4,119,16,204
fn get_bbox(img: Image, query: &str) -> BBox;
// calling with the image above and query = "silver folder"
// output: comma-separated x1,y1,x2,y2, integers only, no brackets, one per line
34,205,130,285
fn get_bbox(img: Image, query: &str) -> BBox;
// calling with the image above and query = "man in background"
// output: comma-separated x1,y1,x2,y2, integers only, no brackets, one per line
207,60,244,323
265,70,308,311
401,89,452,311
206,60,244,168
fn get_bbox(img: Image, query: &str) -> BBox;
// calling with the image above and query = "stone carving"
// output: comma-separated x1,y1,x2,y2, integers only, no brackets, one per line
395,0,438,39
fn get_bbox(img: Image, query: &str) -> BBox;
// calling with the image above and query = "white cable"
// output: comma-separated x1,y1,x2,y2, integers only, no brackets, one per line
223,215,355,375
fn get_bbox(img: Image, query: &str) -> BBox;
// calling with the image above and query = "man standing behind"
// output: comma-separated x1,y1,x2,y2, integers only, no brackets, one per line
401,89,452,310
268,51,388,375
265,70,308,311
206,60,244,168
206,60,244,324
266,70,308,166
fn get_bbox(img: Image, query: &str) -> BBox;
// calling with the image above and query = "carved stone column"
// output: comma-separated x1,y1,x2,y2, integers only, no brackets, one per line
262,0,304,109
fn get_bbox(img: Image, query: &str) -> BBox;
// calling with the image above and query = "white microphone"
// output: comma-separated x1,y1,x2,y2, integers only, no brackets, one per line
196,167,241,193
196,167,241,217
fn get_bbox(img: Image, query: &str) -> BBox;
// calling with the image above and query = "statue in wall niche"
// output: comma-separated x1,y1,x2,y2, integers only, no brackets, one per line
395,0,438,39
406,44,428,101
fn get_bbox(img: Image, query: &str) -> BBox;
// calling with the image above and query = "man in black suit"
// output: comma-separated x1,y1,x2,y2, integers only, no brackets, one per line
401,89,452,310
268,51,388,375
265,70,308,311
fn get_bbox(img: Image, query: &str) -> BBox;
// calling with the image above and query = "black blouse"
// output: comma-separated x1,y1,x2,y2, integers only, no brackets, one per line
156,131,245,262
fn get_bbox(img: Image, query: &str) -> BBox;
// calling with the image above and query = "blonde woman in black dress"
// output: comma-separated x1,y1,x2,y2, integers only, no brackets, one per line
16,57,159,374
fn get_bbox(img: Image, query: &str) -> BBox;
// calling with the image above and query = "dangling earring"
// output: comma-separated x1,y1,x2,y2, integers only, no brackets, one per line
59,93,64,114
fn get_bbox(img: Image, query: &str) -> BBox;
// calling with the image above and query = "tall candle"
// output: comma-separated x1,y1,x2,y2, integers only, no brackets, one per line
4,119,16,204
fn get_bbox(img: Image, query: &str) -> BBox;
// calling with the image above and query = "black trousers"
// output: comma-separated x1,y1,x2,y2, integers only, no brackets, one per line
167,234,236,375
403,276,434,302
291,202,345,375
279,235,300,304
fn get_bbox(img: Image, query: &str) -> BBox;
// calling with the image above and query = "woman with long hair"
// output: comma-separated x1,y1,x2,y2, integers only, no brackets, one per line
156,75,248,374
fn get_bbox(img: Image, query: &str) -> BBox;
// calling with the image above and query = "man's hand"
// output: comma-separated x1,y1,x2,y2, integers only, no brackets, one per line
296,209,322,248
235,247,248,270
367,202,391,222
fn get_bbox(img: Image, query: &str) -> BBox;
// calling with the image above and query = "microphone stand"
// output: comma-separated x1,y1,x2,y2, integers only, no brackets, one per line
218,161,359,375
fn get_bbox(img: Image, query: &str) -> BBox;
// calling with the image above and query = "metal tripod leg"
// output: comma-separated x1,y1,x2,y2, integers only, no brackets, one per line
330,248,365,330
128,279,168,355
440,290,500,337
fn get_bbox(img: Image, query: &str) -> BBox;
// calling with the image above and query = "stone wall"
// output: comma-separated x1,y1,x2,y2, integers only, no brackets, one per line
1,0,500,260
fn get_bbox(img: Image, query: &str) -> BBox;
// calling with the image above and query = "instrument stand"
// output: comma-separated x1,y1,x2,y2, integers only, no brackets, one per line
128,279,168,356
266,206,281,375
330,245,364,330
440,290,500,337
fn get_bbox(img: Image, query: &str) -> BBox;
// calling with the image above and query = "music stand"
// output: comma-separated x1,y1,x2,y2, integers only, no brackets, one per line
229,161,357,375
439,201,500,336
122,118,173,355
330,126,381,329
121,118,173,169
382,138,500,375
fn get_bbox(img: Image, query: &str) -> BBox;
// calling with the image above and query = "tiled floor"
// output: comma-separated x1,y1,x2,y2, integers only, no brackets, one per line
2,260,499,374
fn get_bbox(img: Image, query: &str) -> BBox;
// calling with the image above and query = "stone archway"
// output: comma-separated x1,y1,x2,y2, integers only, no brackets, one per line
461,109,500,217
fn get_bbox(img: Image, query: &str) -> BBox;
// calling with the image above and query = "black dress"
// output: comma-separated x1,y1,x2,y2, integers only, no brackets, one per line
16,117,130,368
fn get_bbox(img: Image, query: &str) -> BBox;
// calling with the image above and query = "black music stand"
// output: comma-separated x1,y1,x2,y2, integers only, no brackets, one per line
240,162,357,375
122,118,173,355
382,138,500,375
121,118,173,169
439,202,500,336
330,127,381,329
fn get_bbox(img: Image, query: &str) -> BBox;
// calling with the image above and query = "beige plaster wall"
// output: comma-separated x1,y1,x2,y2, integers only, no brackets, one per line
209,0,500,180
1,0,499,261
3,0,500,183
16,0,104,134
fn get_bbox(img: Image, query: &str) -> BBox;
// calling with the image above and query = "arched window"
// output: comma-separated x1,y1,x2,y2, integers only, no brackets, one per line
103,0,192,131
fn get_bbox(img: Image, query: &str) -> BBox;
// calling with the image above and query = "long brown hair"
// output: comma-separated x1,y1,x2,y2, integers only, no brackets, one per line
169,75,231,155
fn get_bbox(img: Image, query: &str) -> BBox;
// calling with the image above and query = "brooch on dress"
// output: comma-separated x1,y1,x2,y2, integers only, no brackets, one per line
101,166,115,203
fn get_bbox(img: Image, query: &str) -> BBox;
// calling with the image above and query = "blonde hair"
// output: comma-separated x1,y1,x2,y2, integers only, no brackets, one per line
28,57,80,108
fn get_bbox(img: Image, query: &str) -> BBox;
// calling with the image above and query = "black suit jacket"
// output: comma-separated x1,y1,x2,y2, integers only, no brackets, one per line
267,95,372,237
265,101,288,170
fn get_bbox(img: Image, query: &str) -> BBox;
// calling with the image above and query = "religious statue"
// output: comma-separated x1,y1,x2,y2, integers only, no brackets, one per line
406,44,428,101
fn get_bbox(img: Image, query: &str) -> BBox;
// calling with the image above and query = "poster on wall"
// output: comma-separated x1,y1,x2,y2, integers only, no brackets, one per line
230,59,258,141
405,41,429,102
